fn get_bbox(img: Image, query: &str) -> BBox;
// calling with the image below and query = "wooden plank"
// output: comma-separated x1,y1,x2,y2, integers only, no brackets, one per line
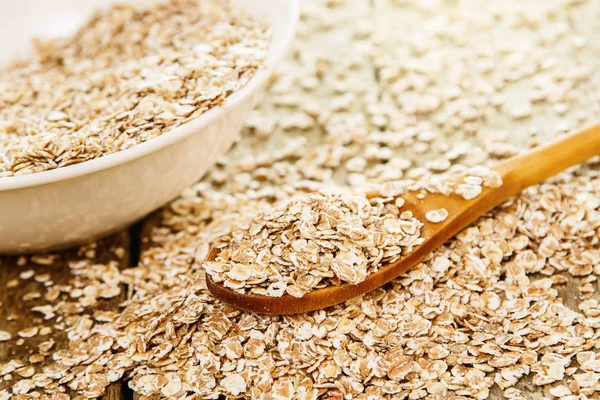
130,212,164,400
0,232,131,399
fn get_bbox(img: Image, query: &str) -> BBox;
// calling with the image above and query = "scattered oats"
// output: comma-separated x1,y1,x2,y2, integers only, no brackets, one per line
30,255,58,266
22,292,41,301
33,274,51,283
425,208,449,223
19,270,34,280
160,374,182,397
5,314,18,321
468,166,503,188
38,327,52,336
31,305,55,320
17,327,39,338
509,101,533,119
456,183,483,200
112,247,126,259
29,355,44,364
0,331,11,342
37,339,55,354
279,112,315,130
221,374,246,396
12,378,34,395
346,156,367,173
6,279,18,288
17,366,35,378
7,1,600,398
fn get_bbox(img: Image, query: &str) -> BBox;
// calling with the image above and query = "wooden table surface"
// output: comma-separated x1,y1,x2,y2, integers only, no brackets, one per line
0,218,163,399
2,0,600,399
0,230,134,399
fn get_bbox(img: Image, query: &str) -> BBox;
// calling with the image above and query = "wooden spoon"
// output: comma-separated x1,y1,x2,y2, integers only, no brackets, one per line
206,125,600,314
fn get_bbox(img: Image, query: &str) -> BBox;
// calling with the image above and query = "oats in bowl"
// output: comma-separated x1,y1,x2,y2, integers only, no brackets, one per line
0,0,270,177
0,0,297,253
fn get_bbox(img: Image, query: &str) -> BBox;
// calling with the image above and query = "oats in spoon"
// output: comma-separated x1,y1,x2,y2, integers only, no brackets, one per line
204,191,424,297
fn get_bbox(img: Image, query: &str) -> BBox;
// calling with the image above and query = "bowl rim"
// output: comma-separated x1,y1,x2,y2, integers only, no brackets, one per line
0,0,298,192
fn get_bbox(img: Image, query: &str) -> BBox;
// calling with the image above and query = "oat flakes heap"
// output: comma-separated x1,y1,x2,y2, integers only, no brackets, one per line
205,191,423,297
3,0,600,399
0,0,269,177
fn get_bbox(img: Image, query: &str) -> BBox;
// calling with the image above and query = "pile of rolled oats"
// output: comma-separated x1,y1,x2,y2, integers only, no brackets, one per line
3,0,600,399
205,191,423,297
0,0,269,177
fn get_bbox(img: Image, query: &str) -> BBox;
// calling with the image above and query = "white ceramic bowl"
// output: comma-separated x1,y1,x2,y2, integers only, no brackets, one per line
0,0,298,254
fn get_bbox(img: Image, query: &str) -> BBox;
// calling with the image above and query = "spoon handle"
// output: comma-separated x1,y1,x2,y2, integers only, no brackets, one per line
494,124,600,197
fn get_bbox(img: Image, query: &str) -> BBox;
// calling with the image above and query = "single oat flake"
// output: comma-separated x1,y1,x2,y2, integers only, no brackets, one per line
425,208,449,223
